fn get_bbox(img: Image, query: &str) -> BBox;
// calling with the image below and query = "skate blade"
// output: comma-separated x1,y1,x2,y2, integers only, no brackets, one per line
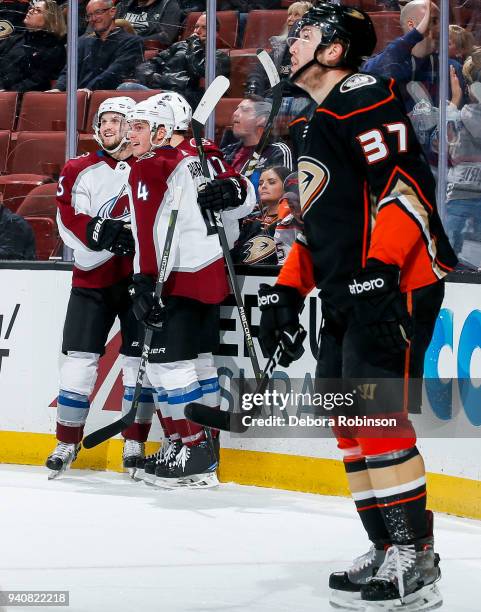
330,590,364,610
364,583,442,611
171,472,219,489
47,469,64,480
123,467,142,481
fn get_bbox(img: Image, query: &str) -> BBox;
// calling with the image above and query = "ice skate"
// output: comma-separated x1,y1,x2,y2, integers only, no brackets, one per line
329,544,386,610
144,439,181,485
122,439,145,479
155,439,219,489
361,541,442,611
46,442,81,479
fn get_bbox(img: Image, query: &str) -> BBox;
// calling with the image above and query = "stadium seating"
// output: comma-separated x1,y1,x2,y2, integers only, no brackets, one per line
0,131,11,175
368,11,402,53
25,217,61,260
182,11,238,49
242,10,287,49
16,183,58,219
226,51,258,98
0,92,18,131
17,92,89,132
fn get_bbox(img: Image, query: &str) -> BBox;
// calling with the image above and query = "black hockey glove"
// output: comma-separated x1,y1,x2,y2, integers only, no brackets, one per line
349,260,413,354
86,217,135,256
258,283,307,367
198,177,247,213
129,274,166,331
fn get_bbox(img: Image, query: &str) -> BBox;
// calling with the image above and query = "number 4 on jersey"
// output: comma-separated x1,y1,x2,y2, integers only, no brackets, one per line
137,182,149,201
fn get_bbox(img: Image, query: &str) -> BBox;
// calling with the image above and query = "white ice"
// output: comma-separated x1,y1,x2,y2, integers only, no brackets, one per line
1,465,480,612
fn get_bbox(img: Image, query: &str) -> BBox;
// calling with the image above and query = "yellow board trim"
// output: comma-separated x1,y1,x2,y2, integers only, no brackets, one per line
1,431,480,520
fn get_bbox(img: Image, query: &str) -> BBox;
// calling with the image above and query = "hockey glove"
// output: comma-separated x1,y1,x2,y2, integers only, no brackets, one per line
129,274,166,331
349,260,413,354
198,177,247,213
258,283,306,367
86,217,135,256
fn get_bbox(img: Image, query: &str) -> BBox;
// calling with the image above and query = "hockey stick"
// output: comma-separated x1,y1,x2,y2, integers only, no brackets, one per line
82,187,181,449
185,326,306,433
192,77,263,382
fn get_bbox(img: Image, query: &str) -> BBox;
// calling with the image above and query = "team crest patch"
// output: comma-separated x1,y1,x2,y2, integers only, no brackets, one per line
0,20,14,39
298,156,330,216
340,74,377,93
242,235,277,265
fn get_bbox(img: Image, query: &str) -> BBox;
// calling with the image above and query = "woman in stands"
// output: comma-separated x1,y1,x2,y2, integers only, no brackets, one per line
0,0,66,92
232,165,290,265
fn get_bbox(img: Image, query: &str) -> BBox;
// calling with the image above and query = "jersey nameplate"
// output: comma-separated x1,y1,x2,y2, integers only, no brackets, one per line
340,74,377,93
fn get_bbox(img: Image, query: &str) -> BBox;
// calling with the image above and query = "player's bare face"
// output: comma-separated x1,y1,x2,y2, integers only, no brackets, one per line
99,112,125,150
232,100,257,139
259,169,284,207
128,121,152,157
289,26,322,76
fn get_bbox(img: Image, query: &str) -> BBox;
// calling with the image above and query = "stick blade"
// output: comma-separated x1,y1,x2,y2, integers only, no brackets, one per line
82,412,135,449
184,403,247,433
256,49,280,88
192,75,230,126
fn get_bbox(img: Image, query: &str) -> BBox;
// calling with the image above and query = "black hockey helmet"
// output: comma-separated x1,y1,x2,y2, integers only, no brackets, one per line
292,2,377,73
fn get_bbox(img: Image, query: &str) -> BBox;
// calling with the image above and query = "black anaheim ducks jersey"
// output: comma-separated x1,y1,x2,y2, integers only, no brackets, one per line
279,73,456,306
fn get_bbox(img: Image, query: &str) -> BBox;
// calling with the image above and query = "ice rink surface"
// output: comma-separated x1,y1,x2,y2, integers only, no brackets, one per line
1,465,480,612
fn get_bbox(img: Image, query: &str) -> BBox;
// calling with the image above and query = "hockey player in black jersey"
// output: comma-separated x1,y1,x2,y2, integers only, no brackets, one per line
257,3,456,610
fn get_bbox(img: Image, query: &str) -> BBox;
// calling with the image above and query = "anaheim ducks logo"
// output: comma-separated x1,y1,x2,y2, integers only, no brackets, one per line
242,235,277,265
0,20,14,39
298,156,330,216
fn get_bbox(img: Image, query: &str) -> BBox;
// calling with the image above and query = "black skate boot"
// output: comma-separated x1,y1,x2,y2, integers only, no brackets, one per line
148,439,181,485
122,439,145,479
46,442,81,479
156,439,219,488
360,537,442,611
138,445,164,483
329,543,387,609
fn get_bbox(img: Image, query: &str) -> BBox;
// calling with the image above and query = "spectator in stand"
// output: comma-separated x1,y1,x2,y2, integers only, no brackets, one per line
0,0,29,39
245,2,312,97
0,202,35,260
0,0,66,92
48,0,143,93
232,165,290,265
222,98,293,194
274,171,303,264
115,0,181,44
363,0,466,110
58,0,88,35
217,1,280,10
449,24,474,63
122,13,229,107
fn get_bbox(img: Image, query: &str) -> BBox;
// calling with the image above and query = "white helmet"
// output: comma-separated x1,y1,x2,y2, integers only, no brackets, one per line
93,96,136,153
127,98,176,147
150,92,192,131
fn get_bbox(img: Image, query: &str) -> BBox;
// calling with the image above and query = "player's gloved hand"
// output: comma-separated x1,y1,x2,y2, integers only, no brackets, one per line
198,177,247,213
128,274,166,330
86,216,135,256
258,283,306,367
349,259,413,354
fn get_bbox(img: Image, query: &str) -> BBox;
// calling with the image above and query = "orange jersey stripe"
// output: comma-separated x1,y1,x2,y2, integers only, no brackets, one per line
316,78,396,121
277,240,316,297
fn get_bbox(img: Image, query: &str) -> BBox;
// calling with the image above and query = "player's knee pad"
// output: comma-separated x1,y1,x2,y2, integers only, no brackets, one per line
121,356,154,388
194,352,217,381
59,351,100,396
57,389,90,426
122,386,155,423
146,359,197,391
364,445,419,465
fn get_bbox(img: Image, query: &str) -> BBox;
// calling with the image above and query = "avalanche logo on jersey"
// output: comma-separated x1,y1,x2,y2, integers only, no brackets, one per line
340,74,377,93
298,156,330,216
97,185,130,221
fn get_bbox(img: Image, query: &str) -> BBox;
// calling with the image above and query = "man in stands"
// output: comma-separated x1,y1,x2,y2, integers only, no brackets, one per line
125,13,229,108
115,0,181,45
48,0,143,93
221,97,293,192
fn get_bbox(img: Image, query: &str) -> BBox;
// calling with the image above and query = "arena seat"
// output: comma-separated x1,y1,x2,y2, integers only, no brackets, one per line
368,11,402,53
226,51,258,98
213,97,241,142
0,130,11,174
0,92,18,131
182,11,238,49
242,10,287,49
17,92,89,131
24,217,60,260
84,90,163,133
16,183,58,219
0,131,66,211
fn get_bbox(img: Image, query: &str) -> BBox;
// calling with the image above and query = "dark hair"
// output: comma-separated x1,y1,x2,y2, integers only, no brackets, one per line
200,12,220,32
261,165,291,185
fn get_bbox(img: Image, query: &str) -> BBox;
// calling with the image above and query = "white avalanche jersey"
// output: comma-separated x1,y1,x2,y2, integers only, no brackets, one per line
56,151,134,287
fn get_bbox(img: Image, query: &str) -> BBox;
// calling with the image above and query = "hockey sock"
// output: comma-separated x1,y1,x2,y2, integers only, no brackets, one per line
194,353,220,438
154,387,180,441
366,446,428,545
167,382,206,446
121,386,155,442
344,456,391,545
56,390,90,444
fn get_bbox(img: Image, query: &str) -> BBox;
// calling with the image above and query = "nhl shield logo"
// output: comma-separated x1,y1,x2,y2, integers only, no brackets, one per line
298,156,330,216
